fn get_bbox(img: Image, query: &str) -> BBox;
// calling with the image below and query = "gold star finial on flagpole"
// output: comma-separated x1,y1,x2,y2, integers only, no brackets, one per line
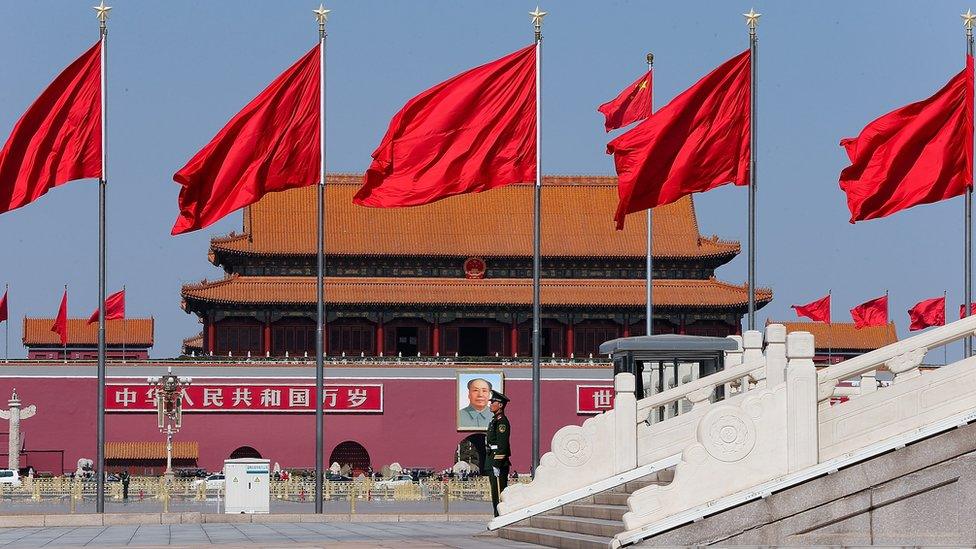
530,6,547,32
93,0,111,24
743,8,761,31
962,9,976,32
313,4,331,25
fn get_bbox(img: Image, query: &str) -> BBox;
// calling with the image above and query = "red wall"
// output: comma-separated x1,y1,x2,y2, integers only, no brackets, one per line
0,373,609,474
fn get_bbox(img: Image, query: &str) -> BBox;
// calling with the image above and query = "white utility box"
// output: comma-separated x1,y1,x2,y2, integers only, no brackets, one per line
224,458,270,514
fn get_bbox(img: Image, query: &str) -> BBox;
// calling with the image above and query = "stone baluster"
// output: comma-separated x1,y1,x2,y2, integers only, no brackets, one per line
860,370,877,393
764,324,787,388
724,335,744,399
786,331,818,472
738,330,764,393
613,373,638,474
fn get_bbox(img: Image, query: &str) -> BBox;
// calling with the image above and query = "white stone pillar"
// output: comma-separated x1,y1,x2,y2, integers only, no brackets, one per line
739,330,764,393
724,336,744,399
860,370,877,393
613,373,638,474
0,390,36,472
786,332,819,472
764,324,787,388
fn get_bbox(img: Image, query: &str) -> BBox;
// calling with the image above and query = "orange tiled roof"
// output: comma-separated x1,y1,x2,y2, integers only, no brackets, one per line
105,441,198,460
22,318,154,347
182,275,771,310
776,321,898,351
209,175,740,260
183,333,203,351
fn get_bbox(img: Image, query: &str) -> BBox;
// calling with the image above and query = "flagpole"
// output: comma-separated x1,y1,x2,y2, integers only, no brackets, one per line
121,285,126,364
4,284,8,363
745,9,760,331
313,3,330,515
965,11,974,357
530,6,547,475
94,0,110,514
944,289,949,365
645,52,654,337
827,289,832,366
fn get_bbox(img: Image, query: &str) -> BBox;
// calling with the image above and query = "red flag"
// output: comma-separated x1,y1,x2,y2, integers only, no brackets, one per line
0,289,7,324
87,289,125,325
172,46,320,235
607,50,750,229
851,295,888,329
908,296,945,331
791,294,831,323
839,56,974,223
51,290,67,346
0,42,101,215
598,69,652,132
960,303,976,319
354,45,536,208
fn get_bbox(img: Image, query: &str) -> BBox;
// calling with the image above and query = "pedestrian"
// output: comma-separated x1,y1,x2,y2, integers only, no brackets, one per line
120,469,130,501
484,390,510,517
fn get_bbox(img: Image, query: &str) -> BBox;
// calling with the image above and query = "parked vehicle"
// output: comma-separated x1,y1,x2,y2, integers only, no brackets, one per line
373,474,414,489
325,473,352,482
0,469,22,487
191,474,224,490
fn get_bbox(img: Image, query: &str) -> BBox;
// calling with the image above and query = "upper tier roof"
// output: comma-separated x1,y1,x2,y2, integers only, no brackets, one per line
209,174,740,260
22,318,154,347
775,321,898,351
182,274,771,310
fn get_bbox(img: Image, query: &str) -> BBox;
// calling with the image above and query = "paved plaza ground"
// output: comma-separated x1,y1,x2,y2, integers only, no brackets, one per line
0,499,491,516
0,521,533,548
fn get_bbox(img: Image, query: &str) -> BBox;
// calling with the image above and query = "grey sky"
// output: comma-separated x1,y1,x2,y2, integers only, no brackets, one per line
0,1,972,358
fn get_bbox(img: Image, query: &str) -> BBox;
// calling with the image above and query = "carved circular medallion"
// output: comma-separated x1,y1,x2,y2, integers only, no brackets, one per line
463,257,487,279
697,406,756,462
552,427,592,467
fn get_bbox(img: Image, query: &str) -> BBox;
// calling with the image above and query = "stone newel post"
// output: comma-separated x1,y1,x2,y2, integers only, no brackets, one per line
785,332,818,472
613,373,637,474
0,389,36,472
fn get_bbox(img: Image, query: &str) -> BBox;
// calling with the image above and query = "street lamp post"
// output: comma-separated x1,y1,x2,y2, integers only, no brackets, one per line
148,368,191,480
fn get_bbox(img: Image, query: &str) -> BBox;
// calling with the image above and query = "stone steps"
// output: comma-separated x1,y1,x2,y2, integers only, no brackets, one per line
499,525,613,549
530,514,623,538
497,471,671,547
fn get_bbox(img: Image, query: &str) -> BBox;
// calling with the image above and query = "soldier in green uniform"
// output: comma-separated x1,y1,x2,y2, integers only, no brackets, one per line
485,389,511,517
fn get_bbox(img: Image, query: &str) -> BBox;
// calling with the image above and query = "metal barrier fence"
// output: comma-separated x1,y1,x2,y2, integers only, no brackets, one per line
0,476,529,513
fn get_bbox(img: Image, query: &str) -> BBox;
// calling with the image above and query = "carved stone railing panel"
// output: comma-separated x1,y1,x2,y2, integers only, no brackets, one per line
495,373,636,516
620,329,816,534
817,316,976,403
819,354,976,460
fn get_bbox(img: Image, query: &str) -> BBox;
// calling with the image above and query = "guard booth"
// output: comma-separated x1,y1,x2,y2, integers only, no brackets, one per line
599,334,739,422
224,458,270,514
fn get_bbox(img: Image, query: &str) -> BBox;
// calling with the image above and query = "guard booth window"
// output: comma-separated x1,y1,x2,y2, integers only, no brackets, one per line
604,335,734,425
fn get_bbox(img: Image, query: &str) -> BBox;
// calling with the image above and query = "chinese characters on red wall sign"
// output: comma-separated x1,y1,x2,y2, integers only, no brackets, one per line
577,385,614,414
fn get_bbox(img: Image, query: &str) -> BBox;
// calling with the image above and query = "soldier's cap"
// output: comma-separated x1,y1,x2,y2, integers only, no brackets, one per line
489,390,510,404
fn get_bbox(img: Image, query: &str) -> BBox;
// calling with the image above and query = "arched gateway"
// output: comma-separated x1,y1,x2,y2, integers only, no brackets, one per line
229,446,262,459
329,441,370,475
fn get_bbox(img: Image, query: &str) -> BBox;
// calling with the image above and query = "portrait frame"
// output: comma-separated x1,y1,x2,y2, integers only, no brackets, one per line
456,371,504,432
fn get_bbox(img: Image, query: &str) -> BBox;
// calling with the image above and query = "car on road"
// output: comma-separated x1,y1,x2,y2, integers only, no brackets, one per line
373,475,414,490
191,474,224,490
0,470,21,488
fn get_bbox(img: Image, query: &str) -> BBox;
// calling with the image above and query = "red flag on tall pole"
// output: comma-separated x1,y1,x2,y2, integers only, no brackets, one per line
88,288,124,325
51,289,68,346
839,56,974,223
171,46,320,235
598,69,652,132
909,296,946,331
607,50,751,229
791,294,831,323
354,45,536,208
960,303,976,318
0,288,7,324
0,42,102,215
851,294,889,329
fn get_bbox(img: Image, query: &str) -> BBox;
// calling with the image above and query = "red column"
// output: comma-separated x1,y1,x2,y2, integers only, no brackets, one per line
623,322,630,338
207,319,215,355
510,320,519,356
263,319,271,356
432,320,441,356
679,315,687,335
566,320,575,358
376,320,384,356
